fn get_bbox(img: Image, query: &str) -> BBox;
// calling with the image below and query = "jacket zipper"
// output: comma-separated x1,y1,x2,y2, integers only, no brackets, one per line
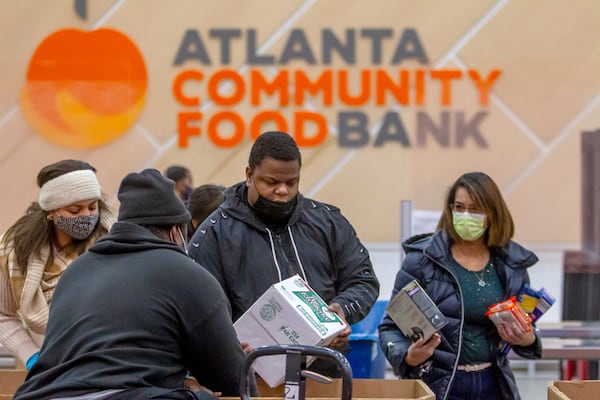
423,251,464,400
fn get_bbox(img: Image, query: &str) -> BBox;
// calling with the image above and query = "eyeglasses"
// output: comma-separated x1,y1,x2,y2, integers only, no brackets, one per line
451,203,483,214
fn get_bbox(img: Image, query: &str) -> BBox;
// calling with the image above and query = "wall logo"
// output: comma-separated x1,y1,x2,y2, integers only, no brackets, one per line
20,27,147,148
173,28,501,149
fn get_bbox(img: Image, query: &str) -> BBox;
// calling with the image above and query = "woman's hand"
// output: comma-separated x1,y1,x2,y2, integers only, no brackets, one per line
327,303,352,348
404,333,441,366
496,322,536,346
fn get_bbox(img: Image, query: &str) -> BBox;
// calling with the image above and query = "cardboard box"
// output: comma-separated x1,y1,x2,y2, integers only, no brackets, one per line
0,369,27,400
226,378,435,400
234,275,347,388
386,280,448,342
548,380,600,400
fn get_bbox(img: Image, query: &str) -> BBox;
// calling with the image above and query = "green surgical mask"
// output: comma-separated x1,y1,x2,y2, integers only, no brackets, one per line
452,211,486,241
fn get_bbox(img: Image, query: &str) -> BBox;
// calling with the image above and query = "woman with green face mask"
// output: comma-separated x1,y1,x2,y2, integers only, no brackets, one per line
379,172,542,400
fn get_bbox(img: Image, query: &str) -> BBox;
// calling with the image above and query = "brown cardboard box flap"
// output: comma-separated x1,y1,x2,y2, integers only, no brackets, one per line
1,372,434,400
237,378,434,400
0,369,27,399
548,380,600,400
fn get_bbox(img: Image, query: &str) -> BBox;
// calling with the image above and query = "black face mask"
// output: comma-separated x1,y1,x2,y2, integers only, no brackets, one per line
252,192,297,226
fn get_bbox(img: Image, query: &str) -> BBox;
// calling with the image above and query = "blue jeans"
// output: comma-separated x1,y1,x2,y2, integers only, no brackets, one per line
447,368,503,400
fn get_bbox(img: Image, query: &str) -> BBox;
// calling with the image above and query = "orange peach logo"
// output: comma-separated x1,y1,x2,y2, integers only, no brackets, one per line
20,28,147,148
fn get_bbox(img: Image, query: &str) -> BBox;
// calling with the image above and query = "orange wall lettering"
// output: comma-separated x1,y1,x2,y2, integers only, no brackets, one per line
207,69,245,106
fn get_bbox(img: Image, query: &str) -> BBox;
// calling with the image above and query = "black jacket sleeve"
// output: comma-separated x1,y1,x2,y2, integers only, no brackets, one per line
180,268,250,396
328,211,380,325
187,223,226,290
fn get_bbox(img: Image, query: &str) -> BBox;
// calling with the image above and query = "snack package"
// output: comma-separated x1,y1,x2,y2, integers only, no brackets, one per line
485,296,532,333
518,284,556,324
489,285,556,356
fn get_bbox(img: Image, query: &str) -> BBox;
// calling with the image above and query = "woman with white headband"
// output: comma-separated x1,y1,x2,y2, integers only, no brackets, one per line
0,159,114,370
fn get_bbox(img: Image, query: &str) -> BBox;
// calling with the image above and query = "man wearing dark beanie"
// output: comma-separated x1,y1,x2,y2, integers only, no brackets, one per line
15,169,251,400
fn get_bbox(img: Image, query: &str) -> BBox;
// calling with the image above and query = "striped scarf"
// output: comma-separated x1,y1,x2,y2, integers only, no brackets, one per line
5,212,113,334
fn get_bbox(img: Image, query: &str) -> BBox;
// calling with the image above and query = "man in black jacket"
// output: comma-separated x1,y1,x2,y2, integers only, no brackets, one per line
15,169,250,400
188,131,380,376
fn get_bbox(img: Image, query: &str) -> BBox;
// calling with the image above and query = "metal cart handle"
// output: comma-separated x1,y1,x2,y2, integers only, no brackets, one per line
239,344,353,400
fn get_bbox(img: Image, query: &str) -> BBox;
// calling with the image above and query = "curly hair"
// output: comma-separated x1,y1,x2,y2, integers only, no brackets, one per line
248,131,302,170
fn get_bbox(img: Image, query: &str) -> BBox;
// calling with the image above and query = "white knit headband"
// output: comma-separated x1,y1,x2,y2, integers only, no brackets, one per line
39,169,102,211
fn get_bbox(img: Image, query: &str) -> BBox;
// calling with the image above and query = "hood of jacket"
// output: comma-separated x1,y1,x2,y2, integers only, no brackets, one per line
89,221,188,256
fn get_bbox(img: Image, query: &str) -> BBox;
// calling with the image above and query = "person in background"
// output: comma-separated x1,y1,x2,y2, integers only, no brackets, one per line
378,171,542,400
185,184,226,241
0,159,113,370
188,131,380,376
14,169,252,400
164,165,193,202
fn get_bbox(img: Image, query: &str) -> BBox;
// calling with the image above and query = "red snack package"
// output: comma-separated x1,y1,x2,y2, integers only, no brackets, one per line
485,296,532,333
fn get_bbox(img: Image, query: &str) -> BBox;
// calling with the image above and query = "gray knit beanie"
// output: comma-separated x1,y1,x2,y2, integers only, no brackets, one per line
118,168,191,225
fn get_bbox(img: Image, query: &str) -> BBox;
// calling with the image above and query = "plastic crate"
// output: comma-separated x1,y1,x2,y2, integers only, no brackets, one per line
347,300,389,378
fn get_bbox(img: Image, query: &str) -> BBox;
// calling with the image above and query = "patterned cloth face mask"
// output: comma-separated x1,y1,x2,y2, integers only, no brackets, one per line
54,212,100,240
452,211,486,241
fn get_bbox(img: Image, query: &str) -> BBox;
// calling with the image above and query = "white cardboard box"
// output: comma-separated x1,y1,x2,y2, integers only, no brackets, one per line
234,275,347,388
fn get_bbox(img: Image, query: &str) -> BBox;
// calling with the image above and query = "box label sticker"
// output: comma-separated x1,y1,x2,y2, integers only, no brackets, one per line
293,291,340,323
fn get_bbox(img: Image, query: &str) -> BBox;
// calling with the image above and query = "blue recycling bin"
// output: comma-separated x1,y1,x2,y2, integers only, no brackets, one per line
347,299,389,378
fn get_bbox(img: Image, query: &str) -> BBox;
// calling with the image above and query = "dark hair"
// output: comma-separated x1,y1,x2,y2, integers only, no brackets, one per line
2,159,111,273
164,165,191,183
142,223,188,242
248,131,302,170
437,172,514,247
187,184,226,228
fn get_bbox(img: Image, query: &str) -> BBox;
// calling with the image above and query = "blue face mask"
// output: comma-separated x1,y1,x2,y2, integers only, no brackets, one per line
183,186,193,202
